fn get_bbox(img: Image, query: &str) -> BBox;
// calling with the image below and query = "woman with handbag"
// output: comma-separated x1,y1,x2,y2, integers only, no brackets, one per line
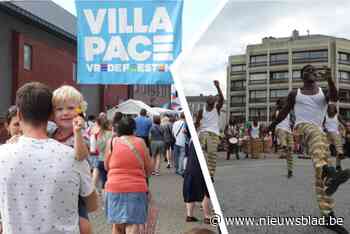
104,117,153,234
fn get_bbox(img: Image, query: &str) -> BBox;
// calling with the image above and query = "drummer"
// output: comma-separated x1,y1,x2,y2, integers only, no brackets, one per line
224,116,240,160
248,118,261,158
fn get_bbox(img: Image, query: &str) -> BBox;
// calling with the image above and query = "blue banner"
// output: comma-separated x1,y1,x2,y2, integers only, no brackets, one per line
76,0,183,85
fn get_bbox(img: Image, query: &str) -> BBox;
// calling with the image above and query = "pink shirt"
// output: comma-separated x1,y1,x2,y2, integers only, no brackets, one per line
104,136,151,193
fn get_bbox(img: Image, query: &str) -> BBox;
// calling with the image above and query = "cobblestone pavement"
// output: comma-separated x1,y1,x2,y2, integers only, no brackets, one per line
214,152,350,234
90,162,217,234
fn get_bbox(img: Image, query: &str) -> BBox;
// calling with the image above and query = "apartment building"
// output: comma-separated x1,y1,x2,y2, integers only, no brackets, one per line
227,30,350,123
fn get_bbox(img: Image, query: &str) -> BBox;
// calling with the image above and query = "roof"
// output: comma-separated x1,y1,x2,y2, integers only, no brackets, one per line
186,96,208,102
0,1,76,42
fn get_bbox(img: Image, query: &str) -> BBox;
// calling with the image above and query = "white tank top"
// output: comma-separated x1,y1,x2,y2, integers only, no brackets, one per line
251,124,260,139
200,109,220,135
294,88,327,128
276,113,291,133
325,114,339,134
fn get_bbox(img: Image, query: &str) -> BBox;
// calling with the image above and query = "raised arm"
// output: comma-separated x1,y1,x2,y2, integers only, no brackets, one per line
270,91,296,130
214,80,224,113
195,109,203,129
322,67,338,103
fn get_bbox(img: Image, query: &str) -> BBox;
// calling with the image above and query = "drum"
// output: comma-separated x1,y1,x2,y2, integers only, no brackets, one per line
251,138,263,159
229,137,238,144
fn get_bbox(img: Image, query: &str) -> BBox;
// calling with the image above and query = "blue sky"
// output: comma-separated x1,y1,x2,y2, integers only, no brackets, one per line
52,0,223,49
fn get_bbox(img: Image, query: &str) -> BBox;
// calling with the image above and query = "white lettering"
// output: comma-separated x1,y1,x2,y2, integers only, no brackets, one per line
85,37,106,61
118,8,133,33
134,8,148,33
149,7,173,33
128,36,151,61
84,9,106,34
108,8,117,33
86,64,94,72
103,36,129,61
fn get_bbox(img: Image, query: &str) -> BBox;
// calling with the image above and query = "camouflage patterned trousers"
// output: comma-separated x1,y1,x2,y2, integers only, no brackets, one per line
199,131,220,178
296,123,334,216
276,128,294,173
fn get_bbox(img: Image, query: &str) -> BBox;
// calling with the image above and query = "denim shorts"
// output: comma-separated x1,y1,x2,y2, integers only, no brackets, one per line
88,155,99,168
105,192,148,224
150,141,165,157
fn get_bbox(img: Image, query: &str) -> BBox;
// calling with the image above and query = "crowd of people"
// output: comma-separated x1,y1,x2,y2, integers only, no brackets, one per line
0,82,215,234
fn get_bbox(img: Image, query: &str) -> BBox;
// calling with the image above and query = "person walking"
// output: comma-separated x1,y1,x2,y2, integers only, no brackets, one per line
134,109,152,148
104,117,153,234
149,115,165,176
172,112,187,176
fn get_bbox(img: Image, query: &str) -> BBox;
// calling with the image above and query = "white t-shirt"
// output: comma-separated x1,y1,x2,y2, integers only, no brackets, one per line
172,120,186,147
0,136,94,234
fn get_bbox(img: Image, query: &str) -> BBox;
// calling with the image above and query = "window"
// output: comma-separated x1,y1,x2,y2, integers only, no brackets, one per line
250,55,267,67
340,108,350,121
250,73,267,85
24,44,32,70
292,50,328,63
230,95,245,107
339,52,350,64
249,90,266,103
231,80,245,90
72,63,77,81
249,108,267,121
231,64,246,72
339,89,350,102
270,71,289,82
339,71,350,82
292,70,301,81
270,89,289,102
270,53,288,65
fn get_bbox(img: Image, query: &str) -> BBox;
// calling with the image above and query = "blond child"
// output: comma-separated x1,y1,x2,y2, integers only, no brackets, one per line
51,85,93,234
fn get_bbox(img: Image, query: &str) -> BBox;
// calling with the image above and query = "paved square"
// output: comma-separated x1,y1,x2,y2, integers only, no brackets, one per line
215,153,350,233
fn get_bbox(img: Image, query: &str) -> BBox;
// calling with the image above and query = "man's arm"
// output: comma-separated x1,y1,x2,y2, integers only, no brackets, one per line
270,91,296,130
214,80,224,113
76,159,98,212
322,67,338,103
83,190,98,213
195,109,203,129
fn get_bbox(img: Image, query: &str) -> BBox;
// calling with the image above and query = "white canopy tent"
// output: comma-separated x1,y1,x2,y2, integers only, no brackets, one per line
107,99,175,119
